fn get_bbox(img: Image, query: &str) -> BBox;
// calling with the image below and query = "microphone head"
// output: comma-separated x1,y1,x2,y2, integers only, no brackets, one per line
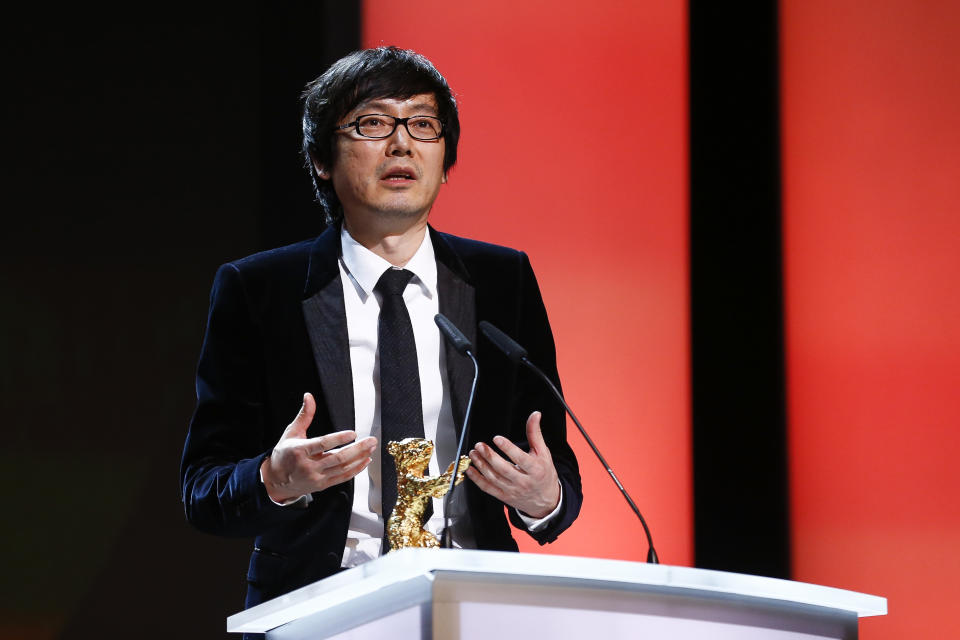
434,313,474,356
478,321,528,364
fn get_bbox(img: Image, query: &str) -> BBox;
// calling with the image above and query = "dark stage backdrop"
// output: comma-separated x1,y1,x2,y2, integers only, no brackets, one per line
1,4,358,639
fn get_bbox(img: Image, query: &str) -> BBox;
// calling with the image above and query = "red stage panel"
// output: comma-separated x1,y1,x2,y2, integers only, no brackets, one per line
365,1,691,564
782,1,960,637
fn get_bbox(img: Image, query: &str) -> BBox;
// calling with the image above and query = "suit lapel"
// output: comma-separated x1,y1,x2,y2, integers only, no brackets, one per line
432,229,476,434
300,225,474,436
302,227,355,431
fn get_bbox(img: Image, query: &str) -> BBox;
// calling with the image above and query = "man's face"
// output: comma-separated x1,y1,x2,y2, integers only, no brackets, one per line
320,93,446,227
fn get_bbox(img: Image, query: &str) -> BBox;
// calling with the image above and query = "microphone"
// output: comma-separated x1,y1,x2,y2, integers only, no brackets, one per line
435,312,473,356
478,320,660,564
475,321,527,364
434,314,480,548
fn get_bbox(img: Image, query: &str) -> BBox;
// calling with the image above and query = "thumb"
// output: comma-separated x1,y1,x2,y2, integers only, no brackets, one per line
526,411,550,456
283,392,316,440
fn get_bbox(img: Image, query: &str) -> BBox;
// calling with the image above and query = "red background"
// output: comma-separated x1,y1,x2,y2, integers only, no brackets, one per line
781,0,960,637
365,0,693,565
368,0,960,636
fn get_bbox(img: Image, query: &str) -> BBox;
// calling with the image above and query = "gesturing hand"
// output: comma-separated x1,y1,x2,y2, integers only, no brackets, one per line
466,411,561,519
260,392,376,503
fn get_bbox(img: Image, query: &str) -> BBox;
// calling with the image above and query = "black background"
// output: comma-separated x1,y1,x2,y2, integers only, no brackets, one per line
2,4,358,638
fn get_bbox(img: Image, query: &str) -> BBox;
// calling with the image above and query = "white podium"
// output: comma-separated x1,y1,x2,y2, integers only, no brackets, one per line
227,549,886,639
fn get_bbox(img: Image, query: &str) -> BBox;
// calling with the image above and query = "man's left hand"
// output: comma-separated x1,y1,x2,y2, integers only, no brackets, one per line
467,411,560,519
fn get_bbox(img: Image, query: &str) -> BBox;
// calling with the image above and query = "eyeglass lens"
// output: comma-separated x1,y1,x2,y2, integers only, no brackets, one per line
355,115,442,140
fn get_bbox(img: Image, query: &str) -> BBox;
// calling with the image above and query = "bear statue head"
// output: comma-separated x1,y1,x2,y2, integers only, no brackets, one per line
386,437,435,476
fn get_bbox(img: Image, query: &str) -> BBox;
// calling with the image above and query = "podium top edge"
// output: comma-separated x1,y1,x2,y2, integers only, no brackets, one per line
227,549,887,633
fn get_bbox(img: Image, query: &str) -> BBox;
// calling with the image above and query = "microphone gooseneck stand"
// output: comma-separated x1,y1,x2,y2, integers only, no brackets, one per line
478,320,660,564
433,314,480,548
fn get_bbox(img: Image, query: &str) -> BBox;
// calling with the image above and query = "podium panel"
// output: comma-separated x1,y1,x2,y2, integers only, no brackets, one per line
227,550,885,639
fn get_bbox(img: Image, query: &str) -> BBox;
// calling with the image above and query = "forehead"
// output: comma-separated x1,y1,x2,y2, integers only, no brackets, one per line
351,93,438,116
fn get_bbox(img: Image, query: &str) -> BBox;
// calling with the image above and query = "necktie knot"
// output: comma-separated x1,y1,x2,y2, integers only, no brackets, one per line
375,268,415,296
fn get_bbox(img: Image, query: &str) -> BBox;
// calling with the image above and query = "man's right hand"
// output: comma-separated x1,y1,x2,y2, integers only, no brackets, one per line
260,392,376,503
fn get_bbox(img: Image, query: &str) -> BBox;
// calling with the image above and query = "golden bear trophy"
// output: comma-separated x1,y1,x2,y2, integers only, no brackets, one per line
386,437,471,551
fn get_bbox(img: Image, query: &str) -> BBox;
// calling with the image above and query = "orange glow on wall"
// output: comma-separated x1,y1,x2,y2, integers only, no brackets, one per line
781,1,960,637
365,1,691,565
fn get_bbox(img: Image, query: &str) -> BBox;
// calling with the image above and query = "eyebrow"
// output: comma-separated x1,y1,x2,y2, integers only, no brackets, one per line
357,101,439,116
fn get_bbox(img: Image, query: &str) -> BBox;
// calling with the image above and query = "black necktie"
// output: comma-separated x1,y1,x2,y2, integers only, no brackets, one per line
375,268,429,549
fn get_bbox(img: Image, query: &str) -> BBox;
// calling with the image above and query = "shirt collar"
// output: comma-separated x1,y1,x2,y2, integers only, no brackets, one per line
340,226,437,300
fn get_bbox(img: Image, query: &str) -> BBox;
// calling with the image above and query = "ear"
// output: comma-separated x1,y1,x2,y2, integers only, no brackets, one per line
309,153,331,181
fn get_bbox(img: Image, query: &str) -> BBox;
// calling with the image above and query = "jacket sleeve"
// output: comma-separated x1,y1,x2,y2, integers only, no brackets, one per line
180,263,305,537
506,252,583,543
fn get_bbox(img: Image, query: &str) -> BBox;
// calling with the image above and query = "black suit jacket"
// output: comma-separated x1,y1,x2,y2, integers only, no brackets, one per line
180,225,582,608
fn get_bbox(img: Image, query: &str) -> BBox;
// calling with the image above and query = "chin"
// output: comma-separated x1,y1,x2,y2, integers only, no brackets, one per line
375,201,430,220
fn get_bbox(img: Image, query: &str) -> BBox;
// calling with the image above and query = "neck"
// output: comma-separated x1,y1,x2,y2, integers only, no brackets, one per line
343,215,429,267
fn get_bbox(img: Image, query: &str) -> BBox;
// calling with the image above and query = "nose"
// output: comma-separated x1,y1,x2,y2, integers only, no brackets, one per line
385,122,413,157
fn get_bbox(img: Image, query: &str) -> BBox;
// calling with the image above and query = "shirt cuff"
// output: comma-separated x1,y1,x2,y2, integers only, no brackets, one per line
516,482,563,532
260,466,313,507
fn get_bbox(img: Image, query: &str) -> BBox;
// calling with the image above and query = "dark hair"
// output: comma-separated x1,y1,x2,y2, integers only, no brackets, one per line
301,46,460,225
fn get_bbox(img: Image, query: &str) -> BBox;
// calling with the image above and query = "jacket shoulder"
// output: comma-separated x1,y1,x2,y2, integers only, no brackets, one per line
436,231,525,262
227,238,316,279
433,232,531,287
208,237,320,316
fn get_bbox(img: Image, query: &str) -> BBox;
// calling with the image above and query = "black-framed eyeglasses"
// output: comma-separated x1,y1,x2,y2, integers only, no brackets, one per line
334,114,444,141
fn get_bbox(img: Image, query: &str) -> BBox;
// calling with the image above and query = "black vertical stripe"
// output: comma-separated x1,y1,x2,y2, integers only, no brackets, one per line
257,0,363,249
689,0,791,579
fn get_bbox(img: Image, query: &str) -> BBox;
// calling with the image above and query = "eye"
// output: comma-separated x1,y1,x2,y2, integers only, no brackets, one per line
409,117,441,136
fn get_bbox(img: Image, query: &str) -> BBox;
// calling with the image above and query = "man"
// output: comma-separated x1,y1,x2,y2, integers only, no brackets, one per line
180,46,582,611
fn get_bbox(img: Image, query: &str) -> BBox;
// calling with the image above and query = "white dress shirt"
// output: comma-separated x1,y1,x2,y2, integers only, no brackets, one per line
338,227,465,566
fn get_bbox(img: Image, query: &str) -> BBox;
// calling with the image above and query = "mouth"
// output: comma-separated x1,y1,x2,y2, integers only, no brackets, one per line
380,166,417,182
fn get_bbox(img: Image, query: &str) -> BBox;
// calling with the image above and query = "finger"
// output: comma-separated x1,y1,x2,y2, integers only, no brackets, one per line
284,392,316,439
525,411,550,456
465,466,506,501
469,445,514,486
303,430,360,457
473,442,522,480
314,437,377,470
313,441,373,473
491,435,530,468
324,454,373,485
311,456,372,492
